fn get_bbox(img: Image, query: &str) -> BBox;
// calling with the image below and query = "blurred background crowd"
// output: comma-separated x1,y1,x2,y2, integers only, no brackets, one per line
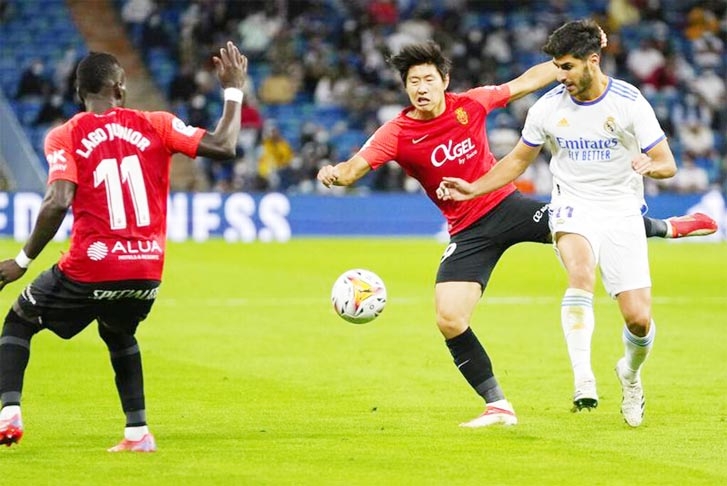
1,0,725,197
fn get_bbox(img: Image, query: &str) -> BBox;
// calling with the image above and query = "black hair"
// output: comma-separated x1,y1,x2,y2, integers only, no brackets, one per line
543,19,602,60
75,52,121,100
388,41,452,84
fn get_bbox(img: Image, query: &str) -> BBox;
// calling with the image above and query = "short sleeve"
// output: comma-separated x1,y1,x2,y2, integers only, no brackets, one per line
143,111,206,158
462,85,511,112
45,124,78,184
520,99,548,147
631,94,666,152
357,122,401,170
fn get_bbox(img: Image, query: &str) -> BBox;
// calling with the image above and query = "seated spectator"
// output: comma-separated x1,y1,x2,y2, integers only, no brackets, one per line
367,0,399,26
690,32,725,71
237,8,283,60
691,68,726,116
33,93,66,126
239,97,264,155
626,38,665,84
257,124,295,191
121,0,154,44
488,112,519,159
683,6,720,41
299,125,335,188
168,63,197,105
667,156,710,194
678,117,716,160
0,0,12,23
141,12,172,50
16,59,51,99
259,65,298,104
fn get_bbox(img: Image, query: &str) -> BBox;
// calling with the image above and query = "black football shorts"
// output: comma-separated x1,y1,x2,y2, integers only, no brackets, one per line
13,264,160,339
436,191,551,291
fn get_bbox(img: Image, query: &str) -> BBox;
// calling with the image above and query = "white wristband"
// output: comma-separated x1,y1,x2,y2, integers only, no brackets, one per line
223,88,243,103
15,249,32,269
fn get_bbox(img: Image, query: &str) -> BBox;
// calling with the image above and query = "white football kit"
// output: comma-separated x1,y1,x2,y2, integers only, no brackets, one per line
521,78,667,297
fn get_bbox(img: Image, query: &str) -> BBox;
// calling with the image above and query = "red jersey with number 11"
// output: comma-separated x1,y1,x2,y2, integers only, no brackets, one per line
44,108,205,283
358,85,516,235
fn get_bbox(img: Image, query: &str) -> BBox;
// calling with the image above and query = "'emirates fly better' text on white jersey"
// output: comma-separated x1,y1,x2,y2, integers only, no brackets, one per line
521,78,665,212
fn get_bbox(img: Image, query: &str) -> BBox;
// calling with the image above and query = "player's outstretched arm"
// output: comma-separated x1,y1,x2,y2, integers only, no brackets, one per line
438,140,541,201
317,155,371,188
0,180,75,290
505,61,558,102
198,41,247,160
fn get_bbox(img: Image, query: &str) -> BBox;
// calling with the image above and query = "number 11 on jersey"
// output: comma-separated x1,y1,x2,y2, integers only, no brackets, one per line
94,155,151,230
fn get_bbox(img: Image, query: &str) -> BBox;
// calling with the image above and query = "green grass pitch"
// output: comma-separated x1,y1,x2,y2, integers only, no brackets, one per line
0,238,725,485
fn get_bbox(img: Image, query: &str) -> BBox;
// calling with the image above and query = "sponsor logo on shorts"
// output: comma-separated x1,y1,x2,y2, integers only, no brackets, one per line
21,284,37,305
92,288,159,300
441,243,457,262
533,203,549,223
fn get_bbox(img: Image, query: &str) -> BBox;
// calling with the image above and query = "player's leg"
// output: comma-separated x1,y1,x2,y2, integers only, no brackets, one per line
0,304,41,446
435,201,533,427
99,296,157,452
614,288,653,428
0,266,93,447
554,232,599,412
643,213,717,238
435,281,517,427
601,214,653,427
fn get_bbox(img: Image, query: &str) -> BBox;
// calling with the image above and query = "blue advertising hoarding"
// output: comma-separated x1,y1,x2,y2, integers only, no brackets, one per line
0,191,723,242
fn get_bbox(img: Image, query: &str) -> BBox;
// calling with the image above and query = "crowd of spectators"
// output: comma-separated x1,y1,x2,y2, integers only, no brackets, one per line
10,0,727,196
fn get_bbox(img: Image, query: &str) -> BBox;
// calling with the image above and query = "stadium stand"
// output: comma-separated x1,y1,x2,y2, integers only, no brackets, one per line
1,0,725,195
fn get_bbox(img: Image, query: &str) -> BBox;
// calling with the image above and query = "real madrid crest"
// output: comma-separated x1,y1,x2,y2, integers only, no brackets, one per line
604,116,616,133
455,107,468,125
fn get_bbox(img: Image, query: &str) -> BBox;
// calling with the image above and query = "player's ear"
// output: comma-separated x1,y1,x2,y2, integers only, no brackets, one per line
443,74,450,90
112,82,125,103
589,52,600,67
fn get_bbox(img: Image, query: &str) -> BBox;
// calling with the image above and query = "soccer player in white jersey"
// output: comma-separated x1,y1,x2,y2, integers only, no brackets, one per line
437,19,684,427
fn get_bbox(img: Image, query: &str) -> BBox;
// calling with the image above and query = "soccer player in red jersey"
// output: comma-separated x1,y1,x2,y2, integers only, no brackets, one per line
0,41,247,450
317,41,716,427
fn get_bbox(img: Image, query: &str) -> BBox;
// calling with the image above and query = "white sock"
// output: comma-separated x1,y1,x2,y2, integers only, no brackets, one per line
621,321,656,382
0,405,21,421
664,220,674,238
561,288,595,384
124,425,149,441
487,399,512,411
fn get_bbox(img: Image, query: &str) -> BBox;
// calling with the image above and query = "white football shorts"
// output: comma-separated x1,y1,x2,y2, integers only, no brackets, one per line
548,198,651,298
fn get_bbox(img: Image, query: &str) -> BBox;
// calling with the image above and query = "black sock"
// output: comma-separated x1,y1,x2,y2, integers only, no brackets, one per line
98,323,145,422
643,216,668,238
0,309,40,407
445,327,505,403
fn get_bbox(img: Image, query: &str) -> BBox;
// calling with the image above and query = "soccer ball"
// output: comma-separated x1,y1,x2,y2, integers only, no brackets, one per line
331,268,387,324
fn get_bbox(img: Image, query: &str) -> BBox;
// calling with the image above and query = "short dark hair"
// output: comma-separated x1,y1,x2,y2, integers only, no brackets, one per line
388,41,452,84
76,52,121,99
543,19,602,60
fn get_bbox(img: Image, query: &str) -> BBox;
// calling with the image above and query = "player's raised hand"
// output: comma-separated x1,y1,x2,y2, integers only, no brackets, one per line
317,164,339,188
213,41,247,90
437,177,476,201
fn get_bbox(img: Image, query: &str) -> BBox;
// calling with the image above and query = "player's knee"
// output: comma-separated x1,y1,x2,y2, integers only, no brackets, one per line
436,308,469,337
2,308,41,340
98,320,137,350
567,271,595,291
623,311,651,337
